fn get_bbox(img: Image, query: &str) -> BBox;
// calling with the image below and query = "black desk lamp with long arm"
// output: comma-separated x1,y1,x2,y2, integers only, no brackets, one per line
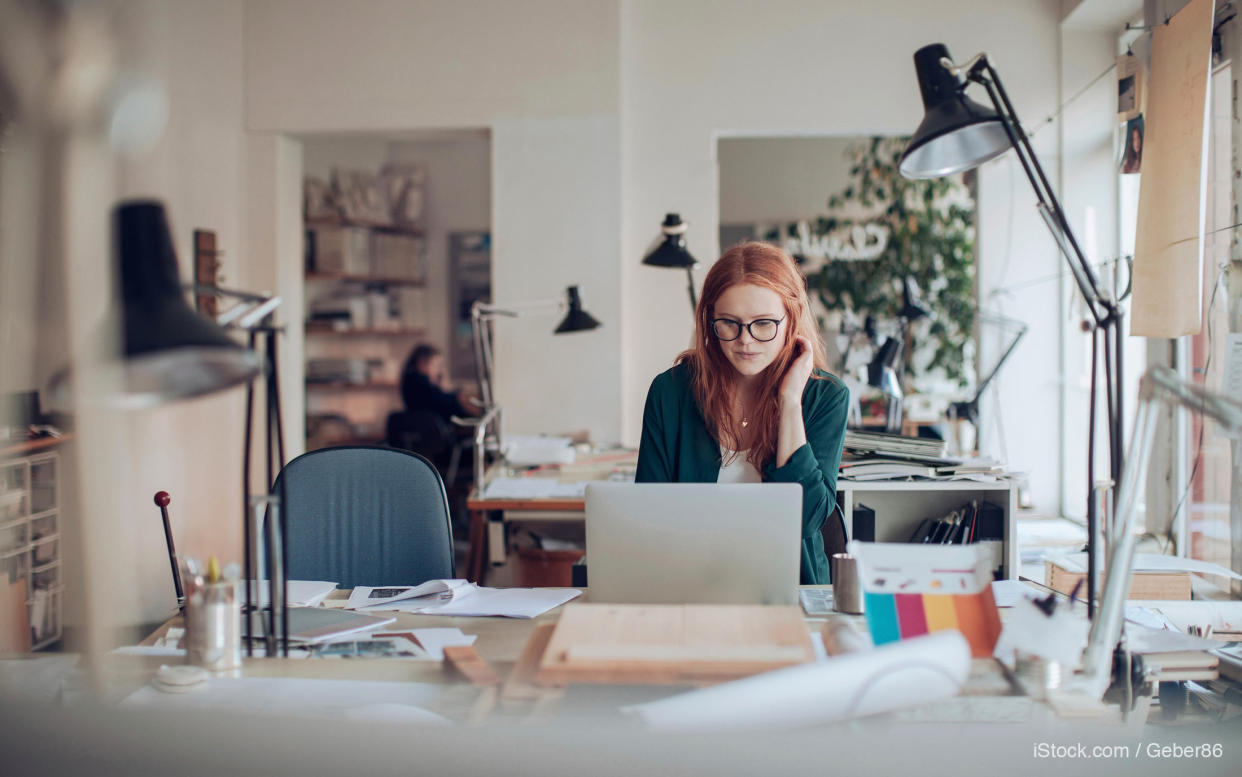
899,44,1125,616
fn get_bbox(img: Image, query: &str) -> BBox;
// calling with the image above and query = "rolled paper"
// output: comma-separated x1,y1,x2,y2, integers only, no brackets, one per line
626,630,970,731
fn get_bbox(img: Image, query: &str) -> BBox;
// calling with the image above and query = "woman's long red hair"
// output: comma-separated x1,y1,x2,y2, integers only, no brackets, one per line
677,241,829,470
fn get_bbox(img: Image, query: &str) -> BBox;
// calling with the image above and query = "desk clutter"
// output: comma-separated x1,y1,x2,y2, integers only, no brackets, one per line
840,429,1020,483
849,541,1003,658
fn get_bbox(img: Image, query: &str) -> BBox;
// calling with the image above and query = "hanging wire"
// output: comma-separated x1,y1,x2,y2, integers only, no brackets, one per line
1025,60,1124,141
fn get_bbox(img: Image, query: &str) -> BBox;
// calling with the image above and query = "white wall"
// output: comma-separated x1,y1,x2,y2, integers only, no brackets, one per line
717,137,858,225
388,132,492,372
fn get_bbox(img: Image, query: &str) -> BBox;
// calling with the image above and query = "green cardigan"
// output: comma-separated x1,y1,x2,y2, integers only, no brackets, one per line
635,361,850,584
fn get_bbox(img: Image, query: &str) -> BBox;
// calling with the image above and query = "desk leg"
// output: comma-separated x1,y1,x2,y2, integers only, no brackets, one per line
466,508,488,584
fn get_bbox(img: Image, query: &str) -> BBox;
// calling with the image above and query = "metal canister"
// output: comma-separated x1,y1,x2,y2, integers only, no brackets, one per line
184,581,240,672
830,553,864,614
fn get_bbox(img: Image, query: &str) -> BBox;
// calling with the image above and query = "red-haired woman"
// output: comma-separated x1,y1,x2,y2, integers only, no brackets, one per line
635,242,850,584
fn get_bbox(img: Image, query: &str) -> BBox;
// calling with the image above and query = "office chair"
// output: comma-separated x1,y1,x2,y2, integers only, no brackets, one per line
385,409,468,486
273,446,455,589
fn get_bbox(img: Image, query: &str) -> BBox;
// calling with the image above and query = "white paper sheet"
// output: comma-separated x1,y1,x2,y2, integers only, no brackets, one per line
990,579,1039,608
1046,552,1242,580
121,676,449,722
347,580,472,610
1223,333,1242,397
481,477,586,500
425,587,581,618
248,580,338,608
406,628,477,660
625,631,970,731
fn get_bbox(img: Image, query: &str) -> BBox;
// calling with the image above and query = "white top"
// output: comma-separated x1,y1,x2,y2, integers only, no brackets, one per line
717,447,762,484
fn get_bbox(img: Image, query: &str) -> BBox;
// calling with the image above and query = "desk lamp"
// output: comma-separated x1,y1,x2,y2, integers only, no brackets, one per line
642,213,700,313
464,286,601,484
1071,366,1242,702
900,44,1126,616
45,201,261,408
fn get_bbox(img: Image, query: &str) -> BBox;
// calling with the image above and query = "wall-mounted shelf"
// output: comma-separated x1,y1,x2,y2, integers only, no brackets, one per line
306,272,426,286
1,447,63,651
305,325,427,338
306,381,401,392
305,216,424,237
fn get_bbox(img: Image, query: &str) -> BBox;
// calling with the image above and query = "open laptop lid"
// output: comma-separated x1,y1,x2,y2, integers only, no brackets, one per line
584,482,801,605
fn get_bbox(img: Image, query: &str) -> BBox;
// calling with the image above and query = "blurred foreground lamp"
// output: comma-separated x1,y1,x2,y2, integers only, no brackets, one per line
46,200,261,409
900,43,1125,616
642,213,699,312
1072,367,1242,702
465,286,601,483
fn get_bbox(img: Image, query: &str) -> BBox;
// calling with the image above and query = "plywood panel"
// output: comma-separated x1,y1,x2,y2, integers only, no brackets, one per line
535,603,813,686
1131,0,1213,337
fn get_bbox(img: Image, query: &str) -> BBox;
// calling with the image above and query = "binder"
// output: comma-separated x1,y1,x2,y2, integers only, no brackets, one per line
852,503,876,542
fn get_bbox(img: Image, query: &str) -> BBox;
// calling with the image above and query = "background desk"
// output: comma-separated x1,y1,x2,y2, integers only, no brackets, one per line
465,494,584,583
468,477,1021,583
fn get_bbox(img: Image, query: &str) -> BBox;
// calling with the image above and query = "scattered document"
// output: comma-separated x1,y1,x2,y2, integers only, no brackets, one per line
990,579,1039,608
347,579,473,610
502,434,575,466
481,477,587,500
247,580,338,608
428,587,581,618
399,628,477,660
1223,332,1242,397
349,581,581,618
1046,552,1242,581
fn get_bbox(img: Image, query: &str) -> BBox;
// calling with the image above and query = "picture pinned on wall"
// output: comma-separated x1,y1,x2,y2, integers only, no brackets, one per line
1117,52,1145,122
1121,115,1144,175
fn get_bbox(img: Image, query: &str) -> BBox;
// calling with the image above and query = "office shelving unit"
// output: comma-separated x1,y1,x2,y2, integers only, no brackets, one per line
304,217,429,450
837,479,1019,579
0,442,64,650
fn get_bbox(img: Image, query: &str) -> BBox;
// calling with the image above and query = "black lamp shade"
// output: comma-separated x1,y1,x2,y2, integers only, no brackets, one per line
642,213,698,269
554,286,602,333
898,44,1012,179
47,201,261,410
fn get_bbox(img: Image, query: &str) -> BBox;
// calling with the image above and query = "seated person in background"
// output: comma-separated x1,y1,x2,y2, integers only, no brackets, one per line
635,242,850,584
400,344,478,422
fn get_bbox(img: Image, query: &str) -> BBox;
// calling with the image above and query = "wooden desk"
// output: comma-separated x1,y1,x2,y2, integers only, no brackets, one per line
465,494,584,583
465,450,636,583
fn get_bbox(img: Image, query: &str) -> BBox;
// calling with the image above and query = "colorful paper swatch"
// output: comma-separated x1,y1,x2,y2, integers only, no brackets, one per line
850,542,1003,658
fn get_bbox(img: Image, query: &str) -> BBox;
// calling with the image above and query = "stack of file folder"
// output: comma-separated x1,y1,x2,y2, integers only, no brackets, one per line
843,430,948,462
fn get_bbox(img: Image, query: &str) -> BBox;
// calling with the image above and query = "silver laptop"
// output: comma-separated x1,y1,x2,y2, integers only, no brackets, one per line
584,482,801,605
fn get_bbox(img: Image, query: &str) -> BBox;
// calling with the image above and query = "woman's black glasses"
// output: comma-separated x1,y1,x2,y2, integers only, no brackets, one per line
710,317,784,342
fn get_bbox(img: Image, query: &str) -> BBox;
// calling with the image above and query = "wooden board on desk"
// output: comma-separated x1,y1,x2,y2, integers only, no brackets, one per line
535,603,813,686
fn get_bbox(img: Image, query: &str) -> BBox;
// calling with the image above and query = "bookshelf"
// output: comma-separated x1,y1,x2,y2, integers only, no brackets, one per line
837,479,1020,579
0,442,65,651
304,217,428,451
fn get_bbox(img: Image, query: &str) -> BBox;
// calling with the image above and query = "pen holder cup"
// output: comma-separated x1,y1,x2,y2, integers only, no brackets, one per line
830,553,863,614
184,581,241,672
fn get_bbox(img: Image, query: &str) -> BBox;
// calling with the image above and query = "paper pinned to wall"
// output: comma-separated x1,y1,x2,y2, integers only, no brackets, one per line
1223,332,1242,398
1131,0,1214,337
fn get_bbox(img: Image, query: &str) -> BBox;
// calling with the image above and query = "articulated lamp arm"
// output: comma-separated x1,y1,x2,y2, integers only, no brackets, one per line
1074,366,1242,700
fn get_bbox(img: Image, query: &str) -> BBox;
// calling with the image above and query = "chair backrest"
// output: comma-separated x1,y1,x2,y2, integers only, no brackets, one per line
386,409,451,461
273,446,455,589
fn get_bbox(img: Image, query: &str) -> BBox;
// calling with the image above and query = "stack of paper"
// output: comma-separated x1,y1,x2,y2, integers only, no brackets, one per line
347,580,580,619
843,430,947,461
481,477,586,500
